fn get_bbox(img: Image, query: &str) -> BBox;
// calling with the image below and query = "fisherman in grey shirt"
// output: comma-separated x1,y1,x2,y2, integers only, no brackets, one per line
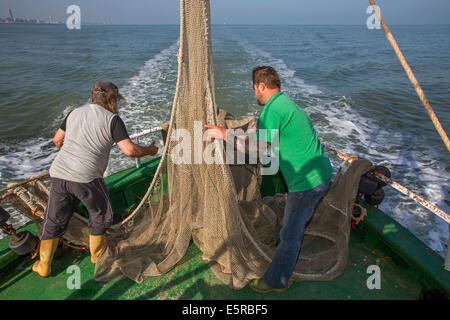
32,81,158,278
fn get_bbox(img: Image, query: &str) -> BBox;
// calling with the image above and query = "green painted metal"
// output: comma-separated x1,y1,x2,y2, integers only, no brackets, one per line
360,201,450,293
0,158,448,299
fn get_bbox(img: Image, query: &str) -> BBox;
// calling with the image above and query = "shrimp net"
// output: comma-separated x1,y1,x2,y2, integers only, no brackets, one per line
92,0,373,289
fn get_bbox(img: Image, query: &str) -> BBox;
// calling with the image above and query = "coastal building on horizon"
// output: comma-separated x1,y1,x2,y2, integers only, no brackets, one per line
0,9,62,25
0,8,107,25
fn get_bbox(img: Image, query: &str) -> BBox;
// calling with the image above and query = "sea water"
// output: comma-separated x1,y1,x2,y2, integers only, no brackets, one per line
0,24,448,257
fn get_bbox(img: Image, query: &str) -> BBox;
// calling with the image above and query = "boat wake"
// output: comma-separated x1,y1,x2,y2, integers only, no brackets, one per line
0,33,448,257
233,34,449,257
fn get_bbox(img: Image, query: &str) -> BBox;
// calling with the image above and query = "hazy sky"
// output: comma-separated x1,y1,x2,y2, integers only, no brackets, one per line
1,0,449,25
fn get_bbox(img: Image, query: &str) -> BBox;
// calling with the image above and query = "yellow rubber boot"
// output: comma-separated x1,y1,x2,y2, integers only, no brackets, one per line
32,238,59,278
89,234,106,264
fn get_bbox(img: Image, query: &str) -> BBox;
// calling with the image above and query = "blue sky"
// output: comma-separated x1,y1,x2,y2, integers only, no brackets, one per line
1,0,449,25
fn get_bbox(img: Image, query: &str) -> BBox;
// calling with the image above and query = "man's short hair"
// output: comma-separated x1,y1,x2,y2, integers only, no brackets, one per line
252,66,281,89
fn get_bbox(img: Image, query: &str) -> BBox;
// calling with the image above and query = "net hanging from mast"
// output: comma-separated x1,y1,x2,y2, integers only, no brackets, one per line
93,0,373,289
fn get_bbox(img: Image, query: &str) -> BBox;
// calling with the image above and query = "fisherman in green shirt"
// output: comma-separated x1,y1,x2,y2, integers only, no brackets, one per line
206,66,332,293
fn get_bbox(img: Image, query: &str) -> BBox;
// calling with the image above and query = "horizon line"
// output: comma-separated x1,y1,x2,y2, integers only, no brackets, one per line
2,23,449,26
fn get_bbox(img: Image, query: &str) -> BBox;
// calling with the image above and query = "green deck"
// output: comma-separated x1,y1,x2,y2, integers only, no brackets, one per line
0,158,448,300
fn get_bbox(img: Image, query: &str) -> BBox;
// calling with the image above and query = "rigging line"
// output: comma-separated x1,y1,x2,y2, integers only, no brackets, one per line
367,0,450,152
324,145,450,224
0,172,49,194
0,127,165,195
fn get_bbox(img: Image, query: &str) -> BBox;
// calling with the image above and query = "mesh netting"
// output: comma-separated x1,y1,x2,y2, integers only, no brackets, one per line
91,0,374,289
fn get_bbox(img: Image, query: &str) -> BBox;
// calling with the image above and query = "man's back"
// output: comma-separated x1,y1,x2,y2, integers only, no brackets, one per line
50,104,116,183
257,92,332,192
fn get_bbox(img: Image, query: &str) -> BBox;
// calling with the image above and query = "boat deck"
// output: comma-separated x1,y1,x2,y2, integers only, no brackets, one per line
0,159,448,300
0,222,431,300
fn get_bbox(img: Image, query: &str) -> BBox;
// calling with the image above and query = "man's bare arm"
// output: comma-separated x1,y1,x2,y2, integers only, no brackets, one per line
204,124,270,154
234,135,270,155
52,129,65,150
117,139,159,158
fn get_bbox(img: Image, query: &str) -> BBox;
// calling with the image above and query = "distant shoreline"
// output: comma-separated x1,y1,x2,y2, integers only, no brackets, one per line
0,22,107,26
0,23,449,27
0,22,63,25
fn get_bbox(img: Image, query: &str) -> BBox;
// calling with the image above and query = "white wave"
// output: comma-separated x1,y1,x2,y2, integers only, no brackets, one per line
118,41,179,126
1,32,448,257
106,41,179,176
0,42,181,237
236,38,323,97
0,137,55,239
231,35,449,257
0,138,54,182
312,96,449,256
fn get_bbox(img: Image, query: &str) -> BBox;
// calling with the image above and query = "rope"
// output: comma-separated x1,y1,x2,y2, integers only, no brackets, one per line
0,125,163,195
0,191,12,203
0,172,49,194
31,205,43,219
338,155,360,171
367,0,450,152
325,145,450,224
30,206,43,231
352,203,367,225
370,171,450,224
61,238,86,251
0,125,162,195
129,126,162,139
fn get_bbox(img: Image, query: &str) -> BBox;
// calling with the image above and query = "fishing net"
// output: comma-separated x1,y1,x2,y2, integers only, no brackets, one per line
90,0,374,289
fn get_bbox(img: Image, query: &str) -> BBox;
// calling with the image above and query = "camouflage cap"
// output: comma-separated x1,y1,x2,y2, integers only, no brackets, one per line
92,81,124,100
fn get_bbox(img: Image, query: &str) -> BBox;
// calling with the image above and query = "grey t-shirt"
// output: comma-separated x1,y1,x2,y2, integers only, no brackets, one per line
60,111,130,143
50,104,130,183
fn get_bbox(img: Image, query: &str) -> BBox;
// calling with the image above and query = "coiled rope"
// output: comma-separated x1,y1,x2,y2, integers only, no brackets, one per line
368,0,450,152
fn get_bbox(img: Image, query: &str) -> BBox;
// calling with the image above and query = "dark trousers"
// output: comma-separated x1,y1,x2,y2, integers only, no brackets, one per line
264,178,332,288
38,177,114,240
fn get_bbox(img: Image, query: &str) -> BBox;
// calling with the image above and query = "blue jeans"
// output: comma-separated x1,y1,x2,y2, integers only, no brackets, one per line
264,178,332,289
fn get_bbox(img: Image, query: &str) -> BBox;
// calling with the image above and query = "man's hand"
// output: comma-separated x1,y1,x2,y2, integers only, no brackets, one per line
148,142,158,156
52,128,65,150
248,120,257,131
204,124,227,141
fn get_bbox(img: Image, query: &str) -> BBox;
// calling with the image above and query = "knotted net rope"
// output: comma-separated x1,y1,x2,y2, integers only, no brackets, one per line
368,0,450,152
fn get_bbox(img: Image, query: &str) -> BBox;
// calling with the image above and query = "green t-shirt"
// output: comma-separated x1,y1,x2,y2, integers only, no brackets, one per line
257,92,332,192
